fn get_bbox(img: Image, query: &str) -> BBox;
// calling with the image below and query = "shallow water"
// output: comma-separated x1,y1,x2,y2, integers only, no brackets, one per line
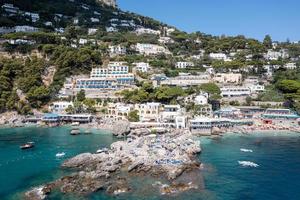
0,127,116,199
1,128,300,200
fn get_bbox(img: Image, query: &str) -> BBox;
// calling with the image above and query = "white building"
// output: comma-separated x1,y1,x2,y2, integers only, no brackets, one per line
108,61,128,67
49,101,73,114
88,28,98,35
108,45,126,56
24,12,40,22
8,39,35,45
247,84,265,93
44,21,53,26
1,3,19,14
159,74,211,87
135,43,170,55
90,17,100,23
209,53,228,60
175,62,195,69
106,103,134,120
195,92,209,105
15,26,39,33
134,62,151,73
190,117,232,134
221,87,251,97
158,36,174,44
284,63,297,70
160,105,186,128
136,102,161,122
135,28,160,35
214,73,242,85
265,49,289,60
0,27,15,34
106,26,118,32
79,38,88,45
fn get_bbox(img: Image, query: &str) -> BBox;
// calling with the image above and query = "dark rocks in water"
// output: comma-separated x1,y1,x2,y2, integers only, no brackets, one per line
25,131,202,198
59,174,105,194
106,177,131,195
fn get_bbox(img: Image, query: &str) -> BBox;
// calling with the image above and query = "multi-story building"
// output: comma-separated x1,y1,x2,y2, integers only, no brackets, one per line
160,105,186,128
159,73,211,87
209,53,228,60
49,101,73,114
189,117,232,135
135,43,170,55
109,45,126,56
133,62,151,73
264,49,289,60
262,109,300,120
1,3,19,15
135,102,161,122
88,28,98,35
135,28,160,35
15,26,39,33
106,103,134,120
24,12,40,22
220,86,251,97
75,63,135,91
175,62,195,69
214,73,242,85
284,62,297,70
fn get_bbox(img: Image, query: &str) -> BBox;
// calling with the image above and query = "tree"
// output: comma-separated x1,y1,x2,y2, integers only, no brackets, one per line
199,83,221,95
263,35,272,49
27,86,50,108
128,110,139,122
277,80,300,93
76,90,86,102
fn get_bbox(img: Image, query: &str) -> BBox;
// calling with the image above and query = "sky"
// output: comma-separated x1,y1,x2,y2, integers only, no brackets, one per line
118,0,299,42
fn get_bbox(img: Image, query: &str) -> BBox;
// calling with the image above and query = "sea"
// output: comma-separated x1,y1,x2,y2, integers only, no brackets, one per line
0,127,300,200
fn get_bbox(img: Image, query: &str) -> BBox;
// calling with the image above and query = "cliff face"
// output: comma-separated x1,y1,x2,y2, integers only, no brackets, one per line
98,0,117,8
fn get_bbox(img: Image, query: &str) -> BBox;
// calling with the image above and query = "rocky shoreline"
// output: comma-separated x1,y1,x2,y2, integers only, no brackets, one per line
24,129,202,199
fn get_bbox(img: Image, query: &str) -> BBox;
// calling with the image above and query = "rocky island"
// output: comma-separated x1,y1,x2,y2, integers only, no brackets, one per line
25,129,202,199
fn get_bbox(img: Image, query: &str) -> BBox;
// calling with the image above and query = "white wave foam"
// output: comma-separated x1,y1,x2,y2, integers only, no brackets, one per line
56,152,66,157
240,148,253,153
238,161,259,167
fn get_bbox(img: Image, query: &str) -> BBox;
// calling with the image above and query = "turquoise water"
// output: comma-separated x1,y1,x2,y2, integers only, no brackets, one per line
1,128,300,200
199,133,300,200
0,127,116,200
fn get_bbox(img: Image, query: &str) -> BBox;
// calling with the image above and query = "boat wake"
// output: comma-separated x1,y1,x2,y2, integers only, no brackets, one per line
240,148,253,153
56,152,66,158
238,161,259,168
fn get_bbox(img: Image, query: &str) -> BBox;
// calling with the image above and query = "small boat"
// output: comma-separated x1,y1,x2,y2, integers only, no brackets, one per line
20,142,35,150
56,152,66,157
70,128,81,135
71,122,80,126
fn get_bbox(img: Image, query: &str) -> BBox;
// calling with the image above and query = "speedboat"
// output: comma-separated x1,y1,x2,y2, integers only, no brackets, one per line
70,128,81,135
20,142,35,150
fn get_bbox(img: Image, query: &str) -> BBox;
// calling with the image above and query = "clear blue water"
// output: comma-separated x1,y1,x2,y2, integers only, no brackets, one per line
1,128,300,200
0,127,117,200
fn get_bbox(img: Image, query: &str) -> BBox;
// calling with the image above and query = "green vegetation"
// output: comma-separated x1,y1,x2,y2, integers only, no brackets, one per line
128,110,139,122
199,83,221,100
121,82,186,104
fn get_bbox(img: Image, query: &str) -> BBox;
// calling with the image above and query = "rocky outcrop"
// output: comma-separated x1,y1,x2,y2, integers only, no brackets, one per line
25,130,202,198
0,112,26,127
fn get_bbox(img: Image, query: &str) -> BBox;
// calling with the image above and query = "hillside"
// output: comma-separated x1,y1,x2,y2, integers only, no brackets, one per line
0,0,300,115
0,0,167,31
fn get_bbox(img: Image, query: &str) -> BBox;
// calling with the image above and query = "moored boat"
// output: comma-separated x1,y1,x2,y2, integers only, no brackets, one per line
70,128,81,135
20,142,35,150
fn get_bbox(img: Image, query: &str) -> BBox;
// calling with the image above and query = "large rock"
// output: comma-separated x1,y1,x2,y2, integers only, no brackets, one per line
111,120,130,136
